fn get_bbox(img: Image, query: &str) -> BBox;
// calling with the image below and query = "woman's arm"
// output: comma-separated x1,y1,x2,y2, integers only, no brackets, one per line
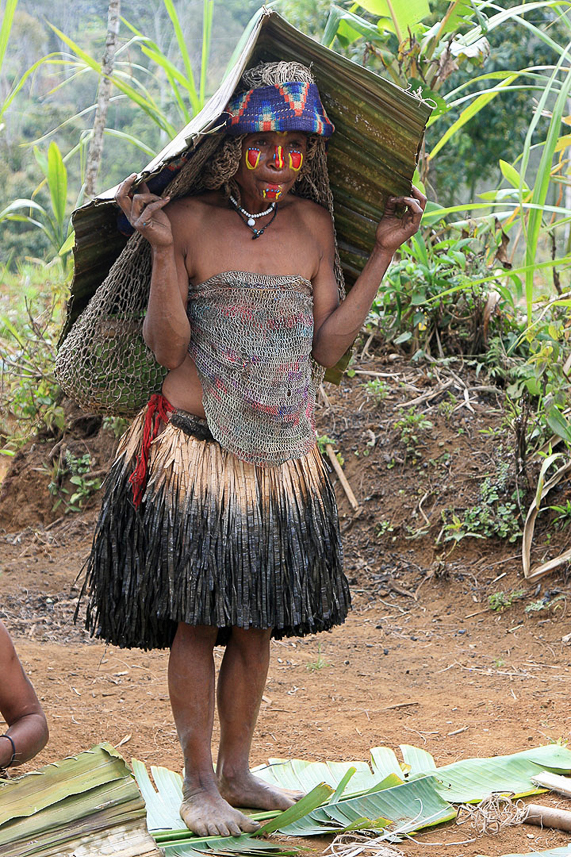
115,175,191,370
143,242,191,369
0,622,48,767
312,188,426,368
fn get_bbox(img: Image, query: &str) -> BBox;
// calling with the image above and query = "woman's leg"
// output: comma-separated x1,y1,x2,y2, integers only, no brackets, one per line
216,626,302,809
169,622,260,836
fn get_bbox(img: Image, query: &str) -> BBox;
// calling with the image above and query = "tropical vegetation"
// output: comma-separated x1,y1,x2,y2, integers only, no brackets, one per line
1,0,571,567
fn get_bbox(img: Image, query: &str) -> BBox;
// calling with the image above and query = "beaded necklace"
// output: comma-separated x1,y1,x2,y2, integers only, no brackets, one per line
229,195,278,240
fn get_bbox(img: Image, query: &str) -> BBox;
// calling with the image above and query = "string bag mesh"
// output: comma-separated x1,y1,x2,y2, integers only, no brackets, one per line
55,62,345,417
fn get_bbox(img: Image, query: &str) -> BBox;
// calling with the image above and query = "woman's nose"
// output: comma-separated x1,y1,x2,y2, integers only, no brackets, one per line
270,146,285,169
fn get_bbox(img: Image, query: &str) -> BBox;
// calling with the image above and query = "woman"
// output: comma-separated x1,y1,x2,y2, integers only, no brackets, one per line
0,620,48,773
85,62,426,836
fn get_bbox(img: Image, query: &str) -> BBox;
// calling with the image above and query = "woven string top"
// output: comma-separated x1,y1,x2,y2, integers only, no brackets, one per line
186,271,321,467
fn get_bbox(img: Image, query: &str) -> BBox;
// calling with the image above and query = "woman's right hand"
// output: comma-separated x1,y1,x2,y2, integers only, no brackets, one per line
115,173,174,248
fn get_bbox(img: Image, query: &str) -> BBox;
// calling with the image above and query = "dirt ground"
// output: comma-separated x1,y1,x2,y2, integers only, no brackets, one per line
1,356,571,857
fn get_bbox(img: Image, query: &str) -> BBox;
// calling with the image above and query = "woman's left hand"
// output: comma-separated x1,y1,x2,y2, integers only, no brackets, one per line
375,186,427,256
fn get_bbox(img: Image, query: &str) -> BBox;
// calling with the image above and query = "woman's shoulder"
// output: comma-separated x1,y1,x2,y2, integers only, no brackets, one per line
287,196,334,247
289,195,333,226
167,191,226,219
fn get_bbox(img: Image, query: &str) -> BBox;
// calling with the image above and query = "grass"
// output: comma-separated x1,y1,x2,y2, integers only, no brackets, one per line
0,260,69,451
306,644,328,672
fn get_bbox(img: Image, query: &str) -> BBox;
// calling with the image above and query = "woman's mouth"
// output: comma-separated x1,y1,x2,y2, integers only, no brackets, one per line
262,184,283,200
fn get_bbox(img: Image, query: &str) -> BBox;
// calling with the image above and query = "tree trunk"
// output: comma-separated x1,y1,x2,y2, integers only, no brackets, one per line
84,0,121,199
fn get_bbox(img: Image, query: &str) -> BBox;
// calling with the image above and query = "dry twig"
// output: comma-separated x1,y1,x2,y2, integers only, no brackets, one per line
325,444,360,511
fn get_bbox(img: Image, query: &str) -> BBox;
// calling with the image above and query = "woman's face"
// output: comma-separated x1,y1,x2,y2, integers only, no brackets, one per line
233,131,308,203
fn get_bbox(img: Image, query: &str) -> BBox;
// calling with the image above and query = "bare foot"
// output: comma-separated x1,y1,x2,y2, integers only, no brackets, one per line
180,785,261,837
219,771,304,811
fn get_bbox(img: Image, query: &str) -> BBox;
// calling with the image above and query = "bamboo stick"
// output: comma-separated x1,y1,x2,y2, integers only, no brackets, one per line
525,804,571,832
531,772,571,798
325,445,360,511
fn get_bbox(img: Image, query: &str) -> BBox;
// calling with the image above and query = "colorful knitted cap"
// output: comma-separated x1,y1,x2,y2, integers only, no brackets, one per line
224,81,334,137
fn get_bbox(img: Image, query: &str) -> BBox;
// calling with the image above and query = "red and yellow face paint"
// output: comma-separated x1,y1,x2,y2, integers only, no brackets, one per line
262,185,283,200
245,147,261,170
245,144,303,174
288,150,303,172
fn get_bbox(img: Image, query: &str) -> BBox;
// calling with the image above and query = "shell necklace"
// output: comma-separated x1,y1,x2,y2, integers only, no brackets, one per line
229,195,278,239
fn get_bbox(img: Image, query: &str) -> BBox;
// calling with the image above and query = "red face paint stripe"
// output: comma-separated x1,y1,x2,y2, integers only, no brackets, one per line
246,148,261,170
274,146,284,169
263,187,283,200
288,151,303,171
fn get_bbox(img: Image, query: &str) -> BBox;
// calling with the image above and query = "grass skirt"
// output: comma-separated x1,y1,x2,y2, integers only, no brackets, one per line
85,406,349,649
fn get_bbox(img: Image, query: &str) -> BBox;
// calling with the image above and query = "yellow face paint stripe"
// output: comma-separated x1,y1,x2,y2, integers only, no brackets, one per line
245,147,261,170
274,146,285,169
263,187,283,200
288,151,303,171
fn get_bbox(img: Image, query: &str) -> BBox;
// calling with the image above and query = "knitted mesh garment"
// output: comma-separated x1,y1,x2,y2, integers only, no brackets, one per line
187,271,324,466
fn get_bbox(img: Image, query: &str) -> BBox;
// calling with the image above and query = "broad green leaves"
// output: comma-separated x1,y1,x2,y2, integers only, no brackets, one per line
258,744,571,806
429,75,518,159
133,745,571,856
486,844,571,856
0,743,155,857
356,0,431,39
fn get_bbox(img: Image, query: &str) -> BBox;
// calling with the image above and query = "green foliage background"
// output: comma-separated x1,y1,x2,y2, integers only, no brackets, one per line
1,0,559,263
1,0,266,261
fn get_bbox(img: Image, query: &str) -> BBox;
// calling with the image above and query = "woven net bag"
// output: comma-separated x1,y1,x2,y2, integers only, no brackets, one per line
56,137,220,416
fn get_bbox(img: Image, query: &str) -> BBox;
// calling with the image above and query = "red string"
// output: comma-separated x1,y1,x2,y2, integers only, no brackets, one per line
129,394,174,508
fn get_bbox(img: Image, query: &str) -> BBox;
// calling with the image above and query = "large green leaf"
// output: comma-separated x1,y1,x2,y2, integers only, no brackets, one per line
356,0,430,39
0,743,159,857
252,755,394,795
414,744,571,803
131,745,571,855
47,141,67,228
479,847,571,857
132,758,332,856
278,775,455,837
257,745,571,807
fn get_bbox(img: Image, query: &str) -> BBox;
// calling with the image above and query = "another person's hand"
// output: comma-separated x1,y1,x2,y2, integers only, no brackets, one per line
375,186,427,256
115,174,173,248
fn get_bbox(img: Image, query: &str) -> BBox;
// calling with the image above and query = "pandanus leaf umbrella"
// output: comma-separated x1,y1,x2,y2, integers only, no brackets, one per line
57,9,432,412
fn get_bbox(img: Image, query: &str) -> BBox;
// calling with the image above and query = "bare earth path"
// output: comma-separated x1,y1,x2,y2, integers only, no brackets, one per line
1,358,571,855
2,515,571,856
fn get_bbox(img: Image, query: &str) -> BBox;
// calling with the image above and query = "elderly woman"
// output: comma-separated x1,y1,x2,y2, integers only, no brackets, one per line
85,62,425,836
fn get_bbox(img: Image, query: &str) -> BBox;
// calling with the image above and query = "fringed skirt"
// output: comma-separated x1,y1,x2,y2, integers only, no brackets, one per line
85,404,350,649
